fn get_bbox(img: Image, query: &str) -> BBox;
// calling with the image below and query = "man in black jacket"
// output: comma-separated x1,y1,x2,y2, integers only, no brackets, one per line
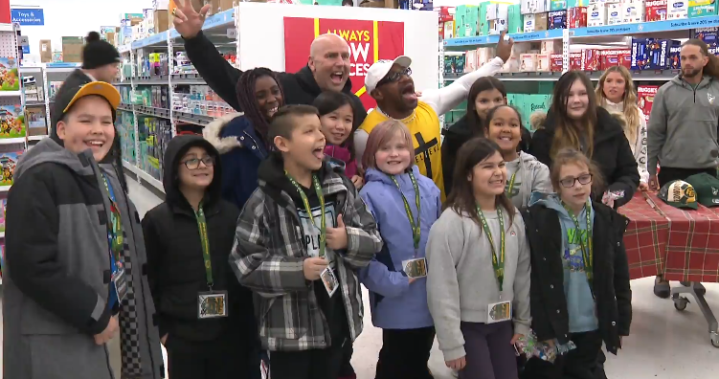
172,0,367,127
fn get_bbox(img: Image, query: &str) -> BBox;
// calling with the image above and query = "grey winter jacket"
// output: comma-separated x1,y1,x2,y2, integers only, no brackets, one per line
647,75,719,175
3,138,164,379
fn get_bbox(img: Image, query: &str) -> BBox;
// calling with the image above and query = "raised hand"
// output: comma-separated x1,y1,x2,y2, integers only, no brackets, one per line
173,0,211,39
496,30,514,63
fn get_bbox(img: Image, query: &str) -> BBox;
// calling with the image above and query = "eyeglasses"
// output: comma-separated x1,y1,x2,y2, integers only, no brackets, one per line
559,173,593,188
377,67,412,88
182,156,214,169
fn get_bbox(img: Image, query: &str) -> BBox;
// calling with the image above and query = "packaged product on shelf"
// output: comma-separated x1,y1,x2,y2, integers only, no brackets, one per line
522,0,549,14
649,39,681,69
520,54,538,71
508,4,524,32
444,55,465,75
22,76,42,102
477,47,496,66
631,38,650,69
465,50,478,72
524,12,549,32
455,5,480,37
668,0,689,18
537,53,551,71
487,2,510,19
0,58,19,92
600,49,632,69
607,3,623,24
0,105,25,138
502,55,521,72
490,19,508,34
550,0,568,10
570,52,583,70
569,7,588,27
668,44,681,68
588,3,608,26
646,0,668,21
548,10,568,28
26,108,47,136
550,53,564,71
0,151,22,186
695,27,719,44
622,1,646,23
541,40,563,54
568,0,590,6
443,21,455,39
689,0,719,17
581,49,601,71
637,85,659,123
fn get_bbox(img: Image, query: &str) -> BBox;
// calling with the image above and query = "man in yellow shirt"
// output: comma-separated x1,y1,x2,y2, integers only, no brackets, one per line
355,33,513,199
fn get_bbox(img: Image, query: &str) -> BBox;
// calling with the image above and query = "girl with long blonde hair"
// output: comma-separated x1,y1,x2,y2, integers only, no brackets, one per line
596,66,649,190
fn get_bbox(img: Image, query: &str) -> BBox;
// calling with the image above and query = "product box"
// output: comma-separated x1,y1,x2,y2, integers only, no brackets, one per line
548,10,568,28
581,49,601,70
490,19,508,34
501,55,521,72
601,49,632,69
550,0,567,10
0,58,19,91
443,21,455,39
508,4,525,32
569,6,588,27
587,3,607,26
567,0,590,6
210,0,235,13
631,38,650,69
637,85,659,123
0,152,22,186
646,0,668,20
455,5,480,37
621,2,645,23
524,12,548,32
477,47,495,66
26,108,47,136
668,0,689,19
61,36,84,63
39,39,52,63
522,0,549,14
541,40,563,54
689,0,718,17
550,53,564,71
520,53,538,71
650,39,681,69
668,44,682,68
570,52,583,69
487,3,510,20
537,53,551,71
695,27,719,44
607,3,623,24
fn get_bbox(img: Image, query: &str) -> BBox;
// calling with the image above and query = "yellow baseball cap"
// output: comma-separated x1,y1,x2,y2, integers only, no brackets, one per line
61,81,121,114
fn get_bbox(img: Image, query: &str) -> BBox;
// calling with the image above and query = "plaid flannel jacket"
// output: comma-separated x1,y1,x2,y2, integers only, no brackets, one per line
230,168,382,352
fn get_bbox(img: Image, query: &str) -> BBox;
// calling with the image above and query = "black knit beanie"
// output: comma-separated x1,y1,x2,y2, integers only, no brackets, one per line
82,32,120,70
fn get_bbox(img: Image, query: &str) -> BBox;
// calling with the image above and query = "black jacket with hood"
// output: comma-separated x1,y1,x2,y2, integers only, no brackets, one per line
141,135,257,345
184,31,367,129
529,107,639,208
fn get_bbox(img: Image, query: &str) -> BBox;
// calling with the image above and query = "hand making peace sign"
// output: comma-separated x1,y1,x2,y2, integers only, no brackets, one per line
172,0,212,39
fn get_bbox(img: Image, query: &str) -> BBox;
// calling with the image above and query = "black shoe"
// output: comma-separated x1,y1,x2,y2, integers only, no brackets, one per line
654,276,671,299
681,281,707,296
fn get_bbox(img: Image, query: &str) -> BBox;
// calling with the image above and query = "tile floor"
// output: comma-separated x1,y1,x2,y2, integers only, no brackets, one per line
1,177,717,378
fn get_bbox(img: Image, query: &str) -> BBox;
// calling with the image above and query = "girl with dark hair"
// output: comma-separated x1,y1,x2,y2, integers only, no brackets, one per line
484,105,552,209
521,148,632,379
203,67,285,379
529,70,639,209
314,91,362,188
442,77,532,193
427,137,531,379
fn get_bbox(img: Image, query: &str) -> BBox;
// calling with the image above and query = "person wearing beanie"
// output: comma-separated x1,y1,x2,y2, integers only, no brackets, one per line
3,82,164,379
50,31,120,136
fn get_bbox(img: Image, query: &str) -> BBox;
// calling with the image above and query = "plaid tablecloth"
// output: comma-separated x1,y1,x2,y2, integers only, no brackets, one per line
618,192,719,283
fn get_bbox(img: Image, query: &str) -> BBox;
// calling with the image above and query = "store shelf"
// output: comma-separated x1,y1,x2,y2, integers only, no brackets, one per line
46,63,80,73
131,31,169,50
123,160,164,194
118,44,131,54
571,15,719,39
444,29,563,48
171,73,206,85
126,8,236,50
0,91,22,97
135,105,171,119
174,111,215,126
0,185,11,192
133,77,171,85
24,101,46,107
20,67,43,73
444,69,680,82
0,138,27,145
118,104,134,112
27,135,48,141
0,24,14,32
169,8,236,40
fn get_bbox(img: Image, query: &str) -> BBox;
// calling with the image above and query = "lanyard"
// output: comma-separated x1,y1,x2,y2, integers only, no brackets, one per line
564,200,594,289
477,205,505,292
102,175,123,266
390,171,421,254
286,172,326,258
507,170,518,197
194,204,214,289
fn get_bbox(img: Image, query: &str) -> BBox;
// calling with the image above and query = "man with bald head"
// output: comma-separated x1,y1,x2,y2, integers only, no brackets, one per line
173,0,366,126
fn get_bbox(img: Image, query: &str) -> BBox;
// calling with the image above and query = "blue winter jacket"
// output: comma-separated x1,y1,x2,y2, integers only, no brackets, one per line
359,165,441,330
203,114,269,210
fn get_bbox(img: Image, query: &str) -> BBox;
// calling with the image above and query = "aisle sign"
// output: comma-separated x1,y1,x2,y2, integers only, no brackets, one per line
283,17,405,110
11,8,44,26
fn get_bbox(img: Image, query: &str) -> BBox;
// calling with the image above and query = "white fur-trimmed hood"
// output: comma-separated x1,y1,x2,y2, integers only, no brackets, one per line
202,112,245,154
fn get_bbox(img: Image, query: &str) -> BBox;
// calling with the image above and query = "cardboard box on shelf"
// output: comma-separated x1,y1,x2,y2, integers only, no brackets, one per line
621,1,645,23
62,37,84,63
646,0,667,21
39,40,52,63
508,4,525,32
607,3,623,24
568,6,587,27
648,39,681,69
631,38,650,70
668,0,688,18
587,3,607,26
489,19,508,34
541,40,563,54
520,53,538,71
689,0,718,18
154,10,169,33
668,44,681,68
524,12,548,32
550,53,564,71
601,49,631,69
211,0,236,13
537,53,551,71
486,3,509,20
569,51,582,70
637,85,659,123
521,0,548,14
550,0,567,11
548,10,567,29
581,49,600,71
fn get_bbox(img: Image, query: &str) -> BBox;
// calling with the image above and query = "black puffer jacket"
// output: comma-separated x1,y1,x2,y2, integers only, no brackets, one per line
529,107,639,208
184,31,367,129
522,201,632,355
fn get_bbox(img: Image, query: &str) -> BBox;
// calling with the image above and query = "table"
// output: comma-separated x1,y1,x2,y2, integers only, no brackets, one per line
619,192,719,347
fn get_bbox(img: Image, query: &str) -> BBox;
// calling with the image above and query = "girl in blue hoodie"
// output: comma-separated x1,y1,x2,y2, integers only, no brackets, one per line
358,120,442,379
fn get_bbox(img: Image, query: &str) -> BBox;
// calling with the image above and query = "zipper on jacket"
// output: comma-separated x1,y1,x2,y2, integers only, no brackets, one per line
243,131,267,157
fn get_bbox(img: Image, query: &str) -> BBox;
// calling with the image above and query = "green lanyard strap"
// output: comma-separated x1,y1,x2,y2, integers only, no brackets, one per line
564,200,594,288
195,204,214,289
390,171,421,253
286,172,326,258
477,205,505,292
102,176,124,260
507,170,518,197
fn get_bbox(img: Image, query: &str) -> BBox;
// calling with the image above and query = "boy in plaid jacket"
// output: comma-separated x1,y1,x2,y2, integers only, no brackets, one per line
230,105,382,379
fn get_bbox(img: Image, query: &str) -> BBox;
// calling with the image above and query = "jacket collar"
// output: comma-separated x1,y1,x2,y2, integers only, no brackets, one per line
296,65,354,97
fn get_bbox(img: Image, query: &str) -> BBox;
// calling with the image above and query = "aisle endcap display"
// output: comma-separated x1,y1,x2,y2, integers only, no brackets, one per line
444,69,682,82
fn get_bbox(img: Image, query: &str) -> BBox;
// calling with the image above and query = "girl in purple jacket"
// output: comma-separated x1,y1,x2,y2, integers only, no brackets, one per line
358,120,442,379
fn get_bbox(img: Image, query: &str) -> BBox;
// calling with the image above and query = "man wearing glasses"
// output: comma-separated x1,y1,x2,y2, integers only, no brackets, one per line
354,32,514,199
